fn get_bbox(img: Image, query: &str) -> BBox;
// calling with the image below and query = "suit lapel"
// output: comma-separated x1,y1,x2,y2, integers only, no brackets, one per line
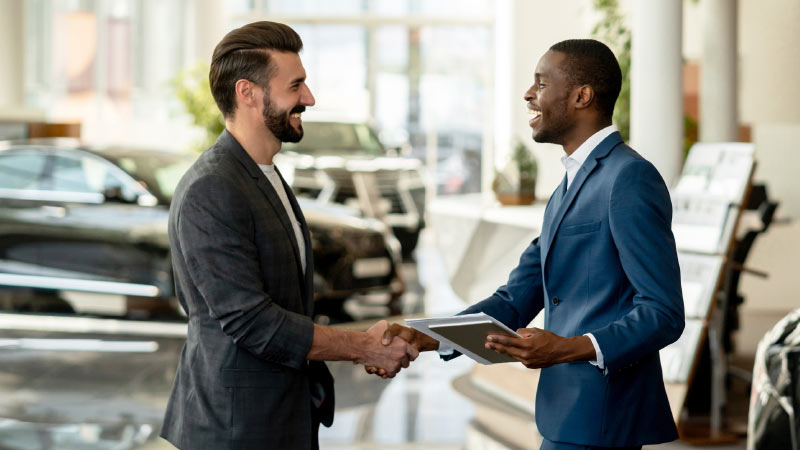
541,132,624,266
540,174,567,260
219,130,310,310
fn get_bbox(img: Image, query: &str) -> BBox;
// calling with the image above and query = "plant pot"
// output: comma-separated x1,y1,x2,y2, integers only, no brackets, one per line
495,193,535,206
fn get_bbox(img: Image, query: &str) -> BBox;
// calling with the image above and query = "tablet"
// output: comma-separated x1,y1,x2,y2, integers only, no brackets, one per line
429,320,520,364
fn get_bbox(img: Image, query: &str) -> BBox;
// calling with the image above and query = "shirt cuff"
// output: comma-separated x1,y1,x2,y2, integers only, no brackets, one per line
436,343,454,356
584,333,606,373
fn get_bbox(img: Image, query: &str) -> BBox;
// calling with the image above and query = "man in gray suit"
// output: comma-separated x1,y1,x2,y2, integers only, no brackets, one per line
160,21,418,450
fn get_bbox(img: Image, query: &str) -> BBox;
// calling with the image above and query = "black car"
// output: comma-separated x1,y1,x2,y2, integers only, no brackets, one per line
275,120,427,257
0,140,404,317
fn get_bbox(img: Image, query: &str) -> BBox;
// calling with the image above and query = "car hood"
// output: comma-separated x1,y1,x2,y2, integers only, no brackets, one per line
297,198,389,234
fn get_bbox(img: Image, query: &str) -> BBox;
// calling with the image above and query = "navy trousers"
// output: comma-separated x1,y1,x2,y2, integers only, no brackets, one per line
540,438,642,450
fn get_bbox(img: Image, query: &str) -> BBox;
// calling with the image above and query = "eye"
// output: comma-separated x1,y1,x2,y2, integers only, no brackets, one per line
538,83,546,89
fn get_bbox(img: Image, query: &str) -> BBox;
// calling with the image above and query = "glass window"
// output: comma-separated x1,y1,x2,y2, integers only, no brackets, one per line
48,155,130,197
104,152,194,203
0,151,48,190
294,25,368,118
49,155,95,193
415,0,494,17
264,0,365,16
25,0,187,146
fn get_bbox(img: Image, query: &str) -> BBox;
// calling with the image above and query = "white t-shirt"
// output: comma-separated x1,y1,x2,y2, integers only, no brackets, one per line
258,164,306,273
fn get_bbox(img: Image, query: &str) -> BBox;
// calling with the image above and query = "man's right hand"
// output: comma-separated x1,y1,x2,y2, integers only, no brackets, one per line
365,324,440,378
382,324,440,352
356,320,420,378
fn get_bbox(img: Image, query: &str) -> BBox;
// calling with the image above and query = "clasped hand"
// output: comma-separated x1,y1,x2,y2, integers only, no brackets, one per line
355,320,419,378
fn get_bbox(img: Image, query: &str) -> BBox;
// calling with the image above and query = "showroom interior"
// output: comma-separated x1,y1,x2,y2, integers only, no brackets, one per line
1,0,799,449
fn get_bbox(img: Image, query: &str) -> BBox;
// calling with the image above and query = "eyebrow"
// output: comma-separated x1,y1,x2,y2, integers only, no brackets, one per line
289,76,306,85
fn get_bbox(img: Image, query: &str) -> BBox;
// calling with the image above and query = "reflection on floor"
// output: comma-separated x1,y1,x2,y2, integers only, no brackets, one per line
0,229,777,449
320,353,476,449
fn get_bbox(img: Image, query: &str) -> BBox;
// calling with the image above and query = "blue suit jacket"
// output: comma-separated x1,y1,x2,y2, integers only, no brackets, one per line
459,132,684,446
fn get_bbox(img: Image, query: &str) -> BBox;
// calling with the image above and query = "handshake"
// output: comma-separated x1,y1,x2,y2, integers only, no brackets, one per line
357,320,579,377
354,320,439,378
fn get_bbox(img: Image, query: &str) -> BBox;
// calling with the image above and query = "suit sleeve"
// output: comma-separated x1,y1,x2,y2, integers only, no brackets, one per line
176,174,314,370
590,160,685,373
440,236,546,362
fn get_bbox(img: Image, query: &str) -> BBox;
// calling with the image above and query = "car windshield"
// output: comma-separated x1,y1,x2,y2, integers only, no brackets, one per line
283,122,384,156
102,151,195,204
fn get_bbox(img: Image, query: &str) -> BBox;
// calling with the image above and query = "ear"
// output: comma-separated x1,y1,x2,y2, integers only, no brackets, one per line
573,85,595,111
234,79,260,110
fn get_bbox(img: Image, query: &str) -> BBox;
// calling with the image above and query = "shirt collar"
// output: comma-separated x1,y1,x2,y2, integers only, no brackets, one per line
560,124,618,169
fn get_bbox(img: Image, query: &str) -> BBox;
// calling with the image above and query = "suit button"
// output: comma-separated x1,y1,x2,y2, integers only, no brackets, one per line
552,296,560,305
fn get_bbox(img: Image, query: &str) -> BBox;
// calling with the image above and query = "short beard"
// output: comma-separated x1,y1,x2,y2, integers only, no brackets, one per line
532,101,571,145
262,88,304,143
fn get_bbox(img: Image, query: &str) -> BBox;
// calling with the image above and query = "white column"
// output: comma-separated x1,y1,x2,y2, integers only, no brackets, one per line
700,0,738,142
630,0,684,186
491,0,513,195
0,0,25,109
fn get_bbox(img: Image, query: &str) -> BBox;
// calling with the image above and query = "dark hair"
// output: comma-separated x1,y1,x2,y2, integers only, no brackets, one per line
549,39,621,120
209,21,303,118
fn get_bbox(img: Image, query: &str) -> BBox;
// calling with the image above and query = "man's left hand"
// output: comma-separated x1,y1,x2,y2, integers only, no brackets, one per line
485,328,595,369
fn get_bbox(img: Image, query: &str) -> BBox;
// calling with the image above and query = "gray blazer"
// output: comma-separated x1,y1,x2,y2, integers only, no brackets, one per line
161,130,334,450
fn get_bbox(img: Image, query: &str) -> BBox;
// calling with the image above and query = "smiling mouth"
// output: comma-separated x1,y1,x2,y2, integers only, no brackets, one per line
528,108,541,125
290,112,302,119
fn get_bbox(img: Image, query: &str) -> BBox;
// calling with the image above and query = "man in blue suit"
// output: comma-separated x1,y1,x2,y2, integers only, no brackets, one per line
373,39,685,449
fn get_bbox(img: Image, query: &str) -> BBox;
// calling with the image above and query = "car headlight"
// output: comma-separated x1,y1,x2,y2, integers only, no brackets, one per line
352,257,392,278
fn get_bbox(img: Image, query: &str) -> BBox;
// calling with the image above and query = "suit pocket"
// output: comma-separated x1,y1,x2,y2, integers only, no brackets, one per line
227,371,311,444
559,220,601,236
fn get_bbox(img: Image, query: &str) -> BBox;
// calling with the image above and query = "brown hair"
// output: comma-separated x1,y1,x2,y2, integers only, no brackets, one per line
209,21,303,118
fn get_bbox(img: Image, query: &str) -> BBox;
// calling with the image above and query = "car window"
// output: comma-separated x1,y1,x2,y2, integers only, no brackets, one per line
0,150,48,190
284,122,384,156
106,153,194,203
49,155,95,192
49,155,135,199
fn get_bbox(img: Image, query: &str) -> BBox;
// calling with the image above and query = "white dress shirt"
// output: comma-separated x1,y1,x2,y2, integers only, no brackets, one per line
259,164,306,273
562,124,618,190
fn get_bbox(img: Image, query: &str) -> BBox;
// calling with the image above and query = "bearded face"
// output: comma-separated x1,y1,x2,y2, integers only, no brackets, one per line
262,87,305,143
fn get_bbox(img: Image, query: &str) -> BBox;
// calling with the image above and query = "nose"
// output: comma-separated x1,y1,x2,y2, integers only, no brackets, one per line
524,84,536,102
301,84,315,107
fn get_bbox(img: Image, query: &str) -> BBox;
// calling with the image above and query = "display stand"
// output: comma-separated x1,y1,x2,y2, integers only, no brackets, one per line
662,142,761,442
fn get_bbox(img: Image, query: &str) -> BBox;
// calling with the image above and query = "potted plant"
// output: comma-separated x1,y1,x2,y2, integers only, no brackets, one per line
173,62,225,153
492,139,538,205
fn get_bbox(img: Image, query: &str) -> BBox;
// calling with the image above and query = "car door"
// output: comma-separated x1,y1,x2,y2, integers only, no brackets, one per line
32,149,170,296
0,148,52,277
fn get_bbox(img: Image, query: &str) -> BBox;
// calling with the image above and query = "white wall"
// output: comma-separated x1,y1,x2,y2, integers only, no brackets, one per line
497,0,598,199
738,0,800,216
0,0,25,110
728,1,800,321
739,0,800,125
